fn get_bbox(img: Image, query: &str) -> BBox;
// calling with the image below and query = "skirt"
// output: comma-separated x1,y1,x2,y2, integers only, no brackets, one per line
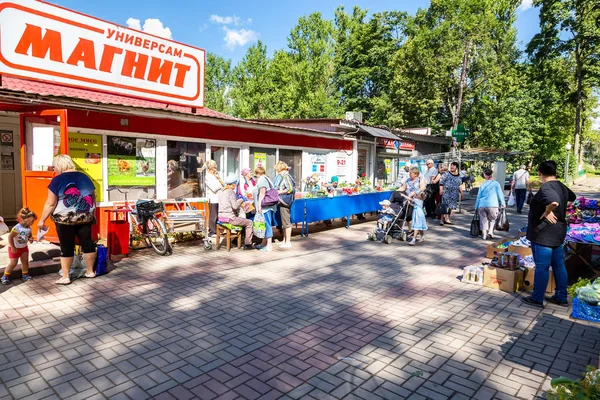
411,206,428,231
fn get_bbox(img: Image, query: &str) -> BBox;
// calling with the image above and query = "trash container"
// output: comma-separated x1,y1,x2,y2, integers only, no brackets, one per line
105,209,130,258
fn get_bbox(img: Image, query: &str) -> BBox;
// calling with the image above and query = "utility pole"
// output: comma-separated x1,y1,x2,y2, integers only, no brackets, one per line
453,40,470,130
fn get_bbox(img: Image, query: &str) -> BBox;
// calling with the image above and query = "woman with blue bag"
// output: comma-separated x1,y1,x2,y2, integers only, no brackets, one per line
254,166,278,252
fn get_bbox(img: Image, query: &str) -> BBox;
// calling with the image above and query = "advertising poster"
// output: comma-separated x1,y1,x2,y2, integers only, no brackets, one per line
107,136,155,186
384,159,391,176
310,153,326,179
254,152,267,170
336,152,348,176
68,133,104,201
1,153,13,170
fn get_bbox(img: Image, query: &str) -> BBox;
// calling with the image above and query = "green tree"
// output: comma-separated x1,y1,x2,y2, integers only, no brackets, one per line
204,53,232,113
230,41,272,118
528,0,600,163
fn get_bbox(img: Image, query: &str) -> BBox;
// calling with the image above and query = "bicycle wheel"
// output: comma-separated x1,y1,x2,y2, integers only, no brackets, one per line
146,217,169,255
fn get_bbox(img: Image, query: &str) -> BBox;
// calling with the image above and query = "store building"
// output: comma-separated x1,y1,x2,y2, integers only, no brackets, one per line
0,0,355,241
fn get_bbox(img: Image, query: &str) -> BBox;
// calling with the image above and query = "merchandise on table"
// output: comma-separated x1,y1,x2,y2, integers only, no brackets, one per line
567,196,600,224
462,265,484,285
491,252,521,270
566,222,600,245
574,278,600,306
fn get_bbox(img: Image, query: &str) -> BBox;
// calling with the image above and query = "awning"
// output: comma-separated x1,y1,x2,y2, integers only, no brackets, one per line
359,125,399,140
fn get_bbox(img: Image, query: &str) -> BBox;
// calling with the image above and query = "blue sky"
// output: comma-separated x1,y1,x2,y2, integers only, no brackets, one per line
52,0,540,65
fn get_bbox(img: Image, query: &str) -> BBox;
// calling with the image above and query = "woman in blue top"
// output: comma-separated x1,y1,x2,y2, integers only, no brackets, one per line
475,168,506,240
254,166,277,252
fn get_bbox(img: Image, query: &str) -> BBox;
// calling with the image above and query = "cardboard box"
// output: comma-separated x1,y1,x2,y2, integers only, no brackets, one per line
486,240,509,259
508,242,532,258
522,267,556,293
483,266,524,293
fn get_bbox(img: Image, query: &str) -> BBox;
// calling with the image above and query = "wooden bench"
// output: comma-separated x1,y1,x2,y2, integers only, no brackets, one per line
216,222,242,251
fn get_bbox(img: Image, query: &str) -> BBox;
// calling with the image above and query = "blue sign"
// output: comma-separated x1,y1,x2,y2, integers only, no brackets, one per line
394,140,400,149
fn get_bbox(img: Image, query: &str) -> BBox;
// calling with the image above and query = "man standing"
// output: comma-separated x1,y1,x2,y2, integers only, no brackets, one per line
512,165,530,214
423,160,438,217
522,161,576,308
397,164,410,186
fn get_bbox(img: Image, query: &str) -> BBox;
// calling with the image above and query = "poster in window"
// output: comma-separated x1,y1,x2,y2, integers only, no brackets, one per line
336,152,348,176
357,149,367,177
1,153,13,170
107,136,155,186
310,153,326,179
254,152,267,170
68,132,104,201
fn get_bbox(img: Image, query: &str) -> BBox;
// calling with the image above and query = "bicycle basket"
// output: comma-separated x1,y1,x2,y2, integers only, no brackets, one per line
135,200,163,218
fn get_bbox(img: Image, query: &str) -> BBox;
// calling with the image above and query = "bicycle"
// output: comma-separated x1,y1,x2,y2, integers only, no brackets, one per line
108,187,171,256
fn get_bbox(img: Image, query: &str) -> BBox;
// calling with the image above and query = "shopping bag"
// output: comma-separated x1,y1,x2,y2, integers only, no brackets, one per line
253,212,267,239
435,203,448,216
526,190,534,205
507,192,516,207
470,213,481,237
0,216,8,235
59,253,87,280
495,209,510,232
94,245,109,276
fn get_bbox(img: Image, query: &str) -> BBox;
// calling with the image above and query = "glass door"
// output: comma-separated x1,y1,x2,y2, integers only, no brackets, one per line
20,109,68,242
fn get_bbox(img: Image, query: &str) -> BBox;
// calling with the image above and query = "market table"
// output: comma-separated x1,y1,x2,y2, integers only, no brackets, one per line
290,191,394,236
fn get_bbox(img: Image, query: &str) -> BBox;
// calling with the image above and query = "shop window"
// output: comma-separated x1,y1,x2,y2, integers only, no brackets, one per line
357,148,368,179
278,149,302,185
226,147,240,179
211,146,224,173
167,141,206,199
376,158,393,185
26,124,61,171
107,136,156,201
249,147,276,178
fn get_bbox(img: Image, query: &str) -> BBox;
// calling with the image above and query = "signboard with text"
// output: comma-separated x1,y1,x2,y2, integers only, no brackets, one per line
68,132,104,201
336,152,348,176
0,0,205,107
377,138,415,151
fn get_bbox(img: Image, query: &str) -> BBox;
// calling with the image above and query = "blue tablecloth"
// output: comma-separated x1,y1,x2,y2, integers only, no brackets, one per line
290,191,394,236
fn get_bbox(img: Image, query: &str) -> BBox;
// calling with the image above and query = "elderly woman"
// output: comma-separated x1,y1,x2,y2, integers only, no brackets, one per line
205,160,223,237
218,175,255,250
38,155,97,285
237,167,256,218
475,168,506,240
399,166,427,227
274,161,295,248
254,166,277,252
439,161,463,225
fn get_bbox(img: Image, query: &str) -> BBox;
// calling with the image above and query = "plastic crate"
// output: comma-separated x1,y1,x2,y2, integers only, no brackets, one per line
572,297,600,323
136,200,163,218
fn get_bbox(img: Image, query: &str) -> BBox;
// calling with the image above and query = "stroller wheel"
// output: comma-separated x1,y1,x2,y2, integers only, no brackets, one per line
367,233,374,241
384,235,393,245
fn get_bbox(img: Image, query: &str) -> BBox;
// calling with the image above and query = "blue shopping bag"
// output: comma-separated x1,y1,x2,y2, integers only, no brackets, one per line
94,245,109,276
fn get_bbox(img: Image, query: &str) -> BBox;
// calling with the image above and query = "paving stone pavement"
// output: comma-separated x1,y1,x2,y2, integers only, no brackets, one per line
1,206,599,400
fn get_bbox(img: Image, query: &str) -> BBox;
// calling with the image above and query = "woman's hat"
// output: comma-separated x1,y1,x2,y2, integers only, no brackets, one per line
241,167,252,176
331,176,339,183
224,175,238,185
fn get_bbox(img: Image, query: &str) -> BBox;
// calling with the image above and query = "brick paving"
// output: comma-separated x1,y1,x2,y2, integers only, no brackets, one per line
1,207,599,400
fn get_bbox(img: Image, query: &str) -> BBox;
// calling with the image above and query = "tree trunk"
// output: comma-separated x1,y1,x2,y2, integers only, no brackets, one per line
453,40,470,130
574,49,583,166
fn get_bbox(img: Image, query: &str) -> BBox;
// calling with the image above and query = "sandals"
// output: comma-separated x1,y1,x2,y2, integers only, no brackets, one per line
56,277,71,285
84,273,96,278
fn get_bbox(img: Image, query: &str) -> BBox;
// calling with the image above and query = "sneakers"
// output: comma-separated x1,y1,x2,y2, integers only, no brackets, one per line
544,296,568,307
21,274,32,282
243,244,256,251
408,239,416,246
416,237,424,243
521,296,544,308
1,275,9,285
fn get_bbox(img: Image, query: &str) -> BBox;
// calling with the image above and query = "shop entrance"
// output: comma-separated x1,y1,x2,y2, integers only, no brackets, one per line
20,109,69,242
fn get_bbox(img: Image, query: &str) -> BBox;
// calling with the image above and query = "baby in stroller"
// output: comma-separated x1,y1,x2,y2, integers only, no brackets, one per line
377,200,396,230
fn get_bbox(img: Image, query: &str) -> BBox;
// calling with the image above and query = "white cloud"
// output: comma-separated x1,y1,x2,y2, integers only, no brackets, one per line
517,0,534,12
210,14,249,26
592,111,600,131
223,27,259,49
126,17,173,39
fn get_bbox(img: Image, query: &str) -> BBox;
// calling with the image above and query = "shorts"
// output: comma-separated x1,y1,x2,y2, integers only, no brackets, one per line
56,223,96,257
8,246,28,259
279,206,291,229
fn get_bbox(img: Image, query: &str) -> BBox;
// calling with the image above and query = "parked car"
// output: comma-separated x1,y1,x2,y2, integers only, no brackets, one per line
504,174,513,190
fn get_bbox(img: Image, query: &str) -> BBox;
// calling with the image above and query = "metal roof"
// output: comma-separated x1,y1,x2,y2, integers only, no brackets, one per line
358,124,399,140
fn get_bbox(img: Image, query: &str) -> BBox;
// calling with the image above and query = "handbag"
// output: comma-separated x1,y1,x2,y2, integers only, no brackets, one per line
278,175,296,207
94,244,109,276
526,190,534,205
507,192,516,207
261,178,279,207
495,208,510,232
253,212,267,239
470,213,481,237
435,203,448,216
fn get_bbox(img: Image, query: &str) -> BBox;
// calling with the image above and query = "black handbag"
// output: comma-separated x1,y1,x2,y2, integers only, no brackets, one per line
495,209,510,232
526,190,534,205
435,203,448,216
470,213,481,237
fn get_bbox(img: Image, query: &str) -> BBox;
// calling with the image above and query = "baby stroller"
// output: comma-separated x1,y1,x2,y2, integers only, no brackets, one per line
367,192,412,244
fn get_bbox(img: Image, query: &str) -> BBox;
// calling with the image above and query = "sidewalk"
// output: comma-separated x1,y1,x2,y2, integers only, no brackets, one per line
1,203,598,400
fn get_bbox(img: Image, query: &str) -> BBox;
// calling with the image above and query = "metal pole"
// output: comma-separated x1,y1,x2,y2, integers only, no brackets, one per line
458,150,463,213
565,151,570,184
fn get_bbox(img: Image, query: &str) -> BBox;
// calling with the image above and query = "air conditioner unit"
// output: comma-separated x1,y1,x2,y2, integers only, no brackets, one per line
345,111,363,123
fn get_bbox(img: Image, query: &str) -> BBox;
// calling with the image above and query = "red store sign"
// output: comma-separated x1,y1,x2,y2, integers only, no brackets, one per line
377,138,415,151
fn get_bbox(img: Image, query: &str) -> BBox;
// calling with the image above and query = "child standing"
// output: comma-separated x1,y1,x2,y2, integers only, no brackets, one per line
2,208,37,285
409,192,428,245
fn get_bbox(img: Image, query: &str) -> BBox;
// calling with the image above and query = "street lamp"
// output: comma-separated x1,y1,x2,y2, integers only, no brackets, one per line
565,143,572,183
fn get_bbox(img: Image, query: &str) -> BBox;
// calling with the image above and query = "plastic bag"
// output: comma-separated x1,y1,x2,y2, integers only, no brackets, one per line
94,245,109,276
507,192,516,207
495,209,510,232
0,216,8,235
577,286,600,306
253,212,266,239
470,213,481,237
58,254,87,281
